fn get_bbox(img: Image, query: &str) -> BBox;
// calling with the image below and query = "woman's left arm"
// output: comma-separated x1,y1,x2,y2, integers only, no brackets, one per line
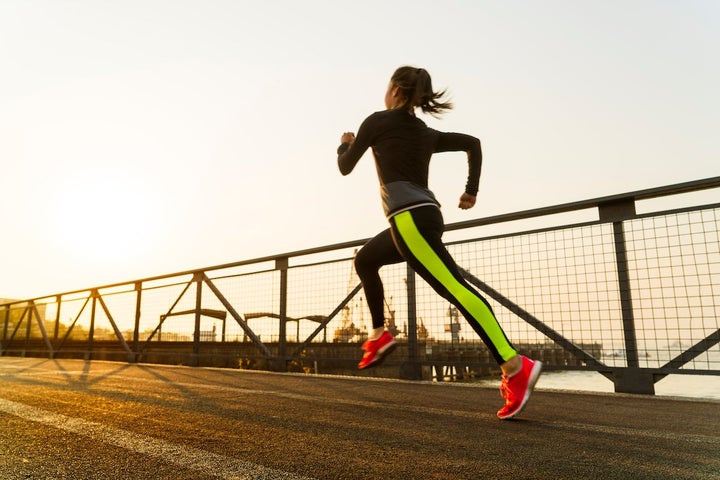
337,116,375,175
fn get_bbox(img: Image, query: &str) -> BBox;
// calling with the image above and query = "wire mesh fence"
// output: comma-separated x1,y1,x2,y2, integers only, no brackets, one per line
2,177,719,393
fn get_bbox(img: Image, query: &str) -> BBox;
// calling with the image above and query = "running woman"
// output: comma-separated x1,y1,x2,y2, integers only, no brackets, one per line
336,66,542,419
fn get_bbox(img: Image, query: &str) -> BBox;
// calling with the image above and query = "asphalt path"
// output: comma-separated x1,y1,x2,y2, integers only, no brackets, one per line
0,358,718,480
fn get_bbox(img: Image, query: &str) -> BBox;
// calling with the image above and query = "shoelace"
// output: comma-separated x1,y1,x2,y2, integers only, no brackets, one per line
361,342,380,358
499,375,511,400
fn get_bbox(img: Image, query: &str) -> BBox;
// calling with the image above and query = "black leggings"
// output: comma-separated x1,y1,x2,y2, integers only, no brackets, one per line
354,206,517,364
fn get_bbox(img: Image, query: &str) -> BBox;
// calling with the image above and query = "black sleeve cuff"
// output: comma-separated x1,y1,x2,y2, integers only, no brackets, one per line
337,142,350,155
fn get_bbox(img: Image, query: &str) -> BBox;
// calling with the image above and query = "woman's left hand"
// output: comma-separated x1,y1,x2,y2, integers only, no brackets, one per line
458,193,476,210
341,132,356,144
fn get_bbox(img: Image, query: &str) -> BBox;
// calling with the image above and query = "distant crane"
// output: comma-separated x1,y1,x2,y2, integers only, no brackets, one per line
383,296,400,338
445,306,461,343
333,250,366,342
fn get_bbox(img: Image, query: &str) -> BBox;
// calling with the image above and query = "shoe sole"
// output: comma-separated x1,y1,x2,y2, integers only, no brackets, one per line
498,360,543,420
358,340,397,370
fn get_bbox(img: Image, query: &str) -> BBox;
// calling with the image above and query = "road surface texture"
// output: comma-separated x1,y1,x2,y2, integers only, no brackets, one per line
1,357,718,479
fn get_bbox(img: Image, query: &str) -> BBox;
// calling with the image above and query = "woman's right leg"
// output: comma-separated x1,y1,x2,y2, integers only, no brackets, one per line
388,208,517,365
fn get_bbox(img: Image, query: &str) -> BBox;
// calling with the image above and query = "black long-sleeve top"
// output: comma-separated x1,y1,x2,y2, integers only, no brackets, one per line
337,109,482,218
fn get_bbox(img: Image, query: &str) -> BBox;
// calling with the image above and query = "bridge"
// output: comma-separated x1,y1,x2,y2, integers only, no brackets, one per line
2,177,720,478
2,177,720,393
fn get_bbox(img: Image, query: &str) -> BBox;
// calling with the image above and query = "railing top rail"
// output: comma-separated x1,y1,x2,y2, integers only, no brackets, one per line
446,175,720,232
2,176,719,307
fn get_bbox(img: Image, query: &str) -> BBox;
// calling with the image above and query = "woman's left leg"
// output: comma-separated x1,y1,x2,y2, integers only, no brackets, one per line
354,229,404,369
354,228,404,330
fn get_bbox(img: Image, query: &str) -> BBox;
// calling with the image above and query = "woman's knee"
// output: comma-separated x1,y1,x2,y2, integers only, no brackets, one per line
354,252,374,278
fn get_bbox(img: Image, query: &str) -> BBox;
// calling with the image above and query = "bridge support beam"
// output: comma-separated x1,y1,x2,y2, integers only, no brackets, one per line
612,368,655,395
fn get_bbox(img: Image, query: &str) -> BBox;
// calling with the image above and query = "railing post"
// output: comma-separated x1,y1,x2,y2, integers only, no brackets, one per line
23,303,33,356
53,295,61,342
276,257,289,371
132,282,142,363
191,273,203,367
401,266,421,380
1,304,8,353
600,200,654,394
2,305,8,341
88,291,97,361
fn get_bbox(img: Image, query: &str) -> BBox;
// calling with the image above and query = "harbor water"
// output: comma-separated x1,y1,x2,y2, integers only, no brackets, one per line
479,370,720,401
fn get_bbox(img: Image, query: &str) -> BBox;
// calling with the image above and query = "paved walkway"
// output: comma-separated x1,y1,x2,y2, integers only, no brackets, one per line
0,357,718,480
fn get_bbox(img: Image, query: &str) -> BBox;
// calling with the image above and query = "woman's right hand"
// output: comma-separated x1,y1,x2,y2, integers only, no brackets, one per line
341,132,356,144
458,192,476,210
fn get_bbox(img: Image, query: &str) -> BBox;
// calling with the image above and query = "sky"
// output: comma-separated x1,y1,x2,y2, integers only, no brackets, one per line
1,0,718,300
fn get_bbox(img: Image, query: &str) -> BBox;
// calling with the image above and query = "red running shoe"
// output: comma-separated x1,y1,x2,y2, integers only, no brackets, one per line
358,330,397,369
497,355,543,420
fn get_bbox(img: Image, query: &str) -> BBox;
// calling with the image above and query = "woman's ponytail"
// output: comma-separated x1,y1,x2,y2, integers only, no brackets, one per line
391,66,453,117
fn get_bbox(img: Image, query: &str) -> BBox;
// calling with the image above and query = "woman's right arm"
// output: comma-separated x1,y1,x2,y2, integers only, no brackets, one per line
436,132,482,196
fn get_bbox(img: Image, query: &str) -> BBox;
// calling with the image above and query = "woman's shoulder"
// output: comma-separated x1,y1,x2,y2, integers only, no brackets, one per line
366,109,393,120
366,109,428,125
360,109,397,129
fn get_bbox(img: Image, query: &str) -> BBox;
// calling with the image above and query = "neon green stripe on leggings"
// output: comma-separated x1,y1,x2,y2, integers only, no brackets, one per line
393,211,517,362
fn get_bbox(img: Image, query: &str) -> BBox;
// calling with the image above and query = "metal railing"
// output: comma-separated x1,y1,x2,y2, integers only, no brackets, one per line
2,177,719,394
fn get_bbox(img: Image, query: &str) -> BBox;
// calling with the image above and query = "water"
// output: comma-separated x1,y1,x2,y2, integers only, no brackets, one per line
479,370,720,401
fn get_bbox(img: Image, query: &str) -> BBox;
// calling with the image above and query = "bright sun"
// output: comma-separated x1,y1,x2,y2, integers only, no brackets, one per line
50,172,156,269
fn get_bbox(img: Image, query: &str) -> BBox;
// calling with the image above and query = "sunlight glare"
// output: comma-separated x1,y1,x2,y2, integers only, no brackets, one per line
49,172,157,267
